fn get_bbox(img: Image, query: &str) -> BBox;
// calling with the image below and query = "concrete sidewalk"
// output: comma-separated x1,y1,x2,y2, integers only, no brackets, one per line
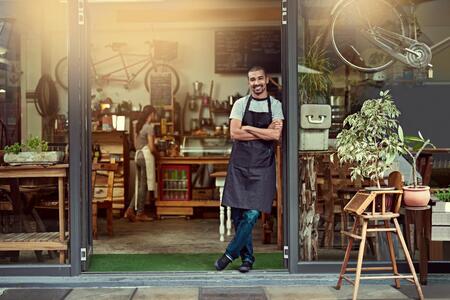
0,272,449,299
0,284,449,299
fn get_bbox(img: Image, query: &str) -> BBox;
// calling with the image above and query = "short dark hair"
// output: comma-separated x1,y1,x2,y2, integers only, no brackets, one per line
247,66,267,77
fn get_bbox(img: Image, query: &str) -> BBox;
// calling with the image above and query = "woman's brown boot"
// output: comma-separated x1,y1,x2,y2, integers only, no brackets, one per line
124,207,136,222
136,212,153,222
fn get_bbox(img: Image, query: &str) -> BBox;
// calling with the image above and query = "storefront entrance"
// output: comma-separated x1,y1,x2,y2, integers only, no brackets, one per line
77,0,289,273
2,0,450,277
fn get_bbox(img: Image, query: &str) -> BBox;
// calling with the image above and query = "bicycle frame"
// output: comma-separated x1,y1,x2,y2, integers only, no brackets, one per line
91,51,155,87
55,41,180,94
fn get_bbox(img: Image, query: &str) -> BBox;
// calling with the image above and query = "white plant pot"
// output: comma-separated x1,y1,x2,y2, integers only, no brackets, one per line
3,151,64,165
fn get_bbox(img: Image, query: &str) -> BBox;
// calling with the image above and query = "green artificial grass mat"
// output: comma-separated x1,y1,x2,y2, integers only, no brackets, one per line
88,253,284,272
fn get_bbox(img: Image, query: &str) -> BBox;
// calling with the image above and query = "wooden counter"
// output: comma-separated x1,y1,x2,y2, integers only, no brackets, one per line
0,164,68,264
156,155,229,218
158,156,230,165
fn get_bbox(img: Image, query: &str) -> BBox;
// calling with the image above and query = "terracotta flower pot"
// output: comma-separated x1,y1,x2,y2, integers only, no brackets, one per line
403,186,430,207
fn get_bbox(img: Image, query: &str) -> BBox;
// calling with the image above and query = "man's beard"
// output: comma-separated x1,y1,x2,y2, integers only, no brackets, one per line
252,84,265,95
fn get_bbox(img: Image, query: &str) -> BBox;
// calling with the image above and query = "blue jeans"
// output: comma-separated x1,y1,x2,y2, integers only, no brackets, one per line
225,208,260,264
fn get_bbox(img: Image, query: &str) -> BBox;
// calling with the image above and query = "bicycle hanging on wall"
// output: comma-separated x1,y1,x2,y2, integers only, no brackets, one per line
55,40,180,96
330,0,450,73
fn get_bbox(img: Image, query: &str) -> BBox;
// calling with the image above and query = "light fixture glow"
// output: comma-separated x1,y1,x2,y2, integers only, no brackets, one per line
60,0,165,2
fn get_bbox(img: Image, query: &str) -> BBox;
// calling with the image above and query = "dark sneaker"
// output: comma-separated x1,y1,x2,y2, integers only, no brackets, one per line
238,261,253,273
214,254,232,271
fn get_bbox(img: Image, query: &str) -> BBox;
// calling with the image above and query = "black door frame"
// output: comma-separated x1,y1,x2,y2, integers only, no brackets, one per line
281,0,299,273
68,0,93,276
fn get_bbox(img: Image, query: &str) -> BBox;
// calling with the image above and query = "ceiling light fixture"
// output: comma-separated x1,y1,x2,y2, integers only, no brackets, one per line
0,20,13,55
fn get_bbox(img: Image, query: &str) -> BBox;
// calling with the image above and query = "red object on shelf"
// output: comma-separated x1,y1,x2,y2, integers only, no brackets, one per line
159,164,191,201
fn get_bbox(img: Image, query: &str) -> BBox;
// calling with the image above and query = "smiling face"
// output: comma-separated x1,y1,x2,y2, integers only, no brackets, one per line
248,69,269,99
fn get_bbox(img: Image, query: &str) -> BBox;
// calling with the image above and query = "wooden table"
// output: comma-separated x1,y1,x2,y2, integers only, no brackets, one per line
404,205,432,285
0,164,68,264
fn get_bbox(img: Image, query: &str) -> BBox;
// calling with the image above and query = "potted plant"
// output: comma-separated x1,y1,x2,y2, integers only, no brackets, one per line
298,37,332,105
3,136,64,165
336,90,404,189
434,188,450,203
298,37,333,150
401,132,435,206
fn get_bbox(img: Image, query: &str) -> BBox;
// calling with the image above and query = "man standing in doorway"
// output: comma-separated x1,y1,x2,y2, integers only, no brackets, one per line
214,66,284,273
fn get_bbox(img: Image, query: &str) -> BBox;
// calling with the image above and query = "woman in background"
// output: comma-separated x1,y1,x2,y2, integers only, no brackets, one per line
124,105,158,222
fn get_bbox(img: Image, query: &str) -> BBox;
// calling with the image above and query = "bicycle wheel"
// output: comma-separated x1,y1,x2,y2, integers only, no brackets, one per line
331,0,405,72
144,63,180,97
55,57,68,90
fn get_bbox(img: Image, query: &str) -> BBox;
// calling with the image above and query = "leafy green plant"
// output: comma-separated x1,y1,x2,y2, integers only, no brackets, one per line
298,37,332,104
402,131,435,187
434,188,450,202
22,136,48,152
3,136,48,154
336,90,404,188
4,143,22,154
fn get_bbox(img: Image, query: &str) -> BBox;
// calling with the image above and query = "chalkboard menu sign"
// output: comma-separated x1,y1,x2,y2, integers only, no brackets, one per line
215,28,281,74
150,73,172,106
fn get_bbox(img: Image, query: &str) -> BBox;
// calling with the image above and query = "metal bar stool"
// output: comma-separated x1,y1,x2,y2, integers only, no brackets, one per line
336,179,424,300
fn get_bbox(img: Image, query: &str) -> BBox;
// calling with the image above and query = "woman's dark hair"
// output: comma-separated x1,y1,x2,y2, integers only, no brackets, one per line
136,105,156,134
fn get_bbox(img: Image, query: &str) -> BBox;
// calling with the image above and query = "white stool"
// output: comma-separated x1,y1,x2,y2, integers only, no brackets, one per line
211,172,232,242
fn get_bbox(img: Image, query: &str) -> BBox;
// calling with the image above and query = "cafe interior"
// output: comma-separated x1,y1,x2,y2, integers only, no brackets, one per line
0,0,450,274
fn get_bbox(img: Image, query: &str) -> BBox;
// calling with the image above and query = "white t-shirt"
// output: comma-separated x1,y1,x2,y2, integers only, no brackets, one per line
229,95,284,121
135,123,154,150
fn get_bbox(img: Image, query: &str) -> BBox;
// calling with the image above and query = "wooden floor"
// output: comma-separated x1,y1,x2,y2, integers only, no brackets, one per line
0,217,378,263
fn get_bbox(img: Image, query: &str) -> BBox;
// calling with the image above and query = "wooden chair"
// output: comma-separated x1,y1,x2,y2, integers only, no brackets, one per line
336,171,424,300
92,160,117,239
336,172,377,254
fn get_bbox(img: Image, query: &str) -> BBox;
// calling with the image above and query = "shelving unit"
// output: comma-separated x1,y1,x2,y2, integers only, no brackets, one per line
92,131,129,213
159,164,191,201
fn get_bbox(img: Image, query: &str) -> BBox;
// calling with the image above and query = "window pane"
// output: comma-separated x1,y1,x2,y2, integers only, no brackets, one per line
0,0,69,265
298,0,450,265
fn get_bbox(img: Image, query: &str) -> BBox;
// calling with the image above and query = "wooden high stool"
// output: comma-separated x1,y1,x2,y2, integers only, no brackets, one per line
336,189,424,300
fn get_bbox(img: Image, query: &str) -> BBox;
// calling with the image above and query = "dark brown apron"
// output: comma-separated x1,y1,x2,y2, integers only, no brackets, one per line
222,96,276,213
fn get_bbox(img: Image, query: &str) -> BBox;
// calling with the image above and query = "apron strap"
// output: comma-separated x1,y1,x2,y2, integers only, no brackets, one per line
267,96,272,121
242,95,252,126
242,95,273,126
